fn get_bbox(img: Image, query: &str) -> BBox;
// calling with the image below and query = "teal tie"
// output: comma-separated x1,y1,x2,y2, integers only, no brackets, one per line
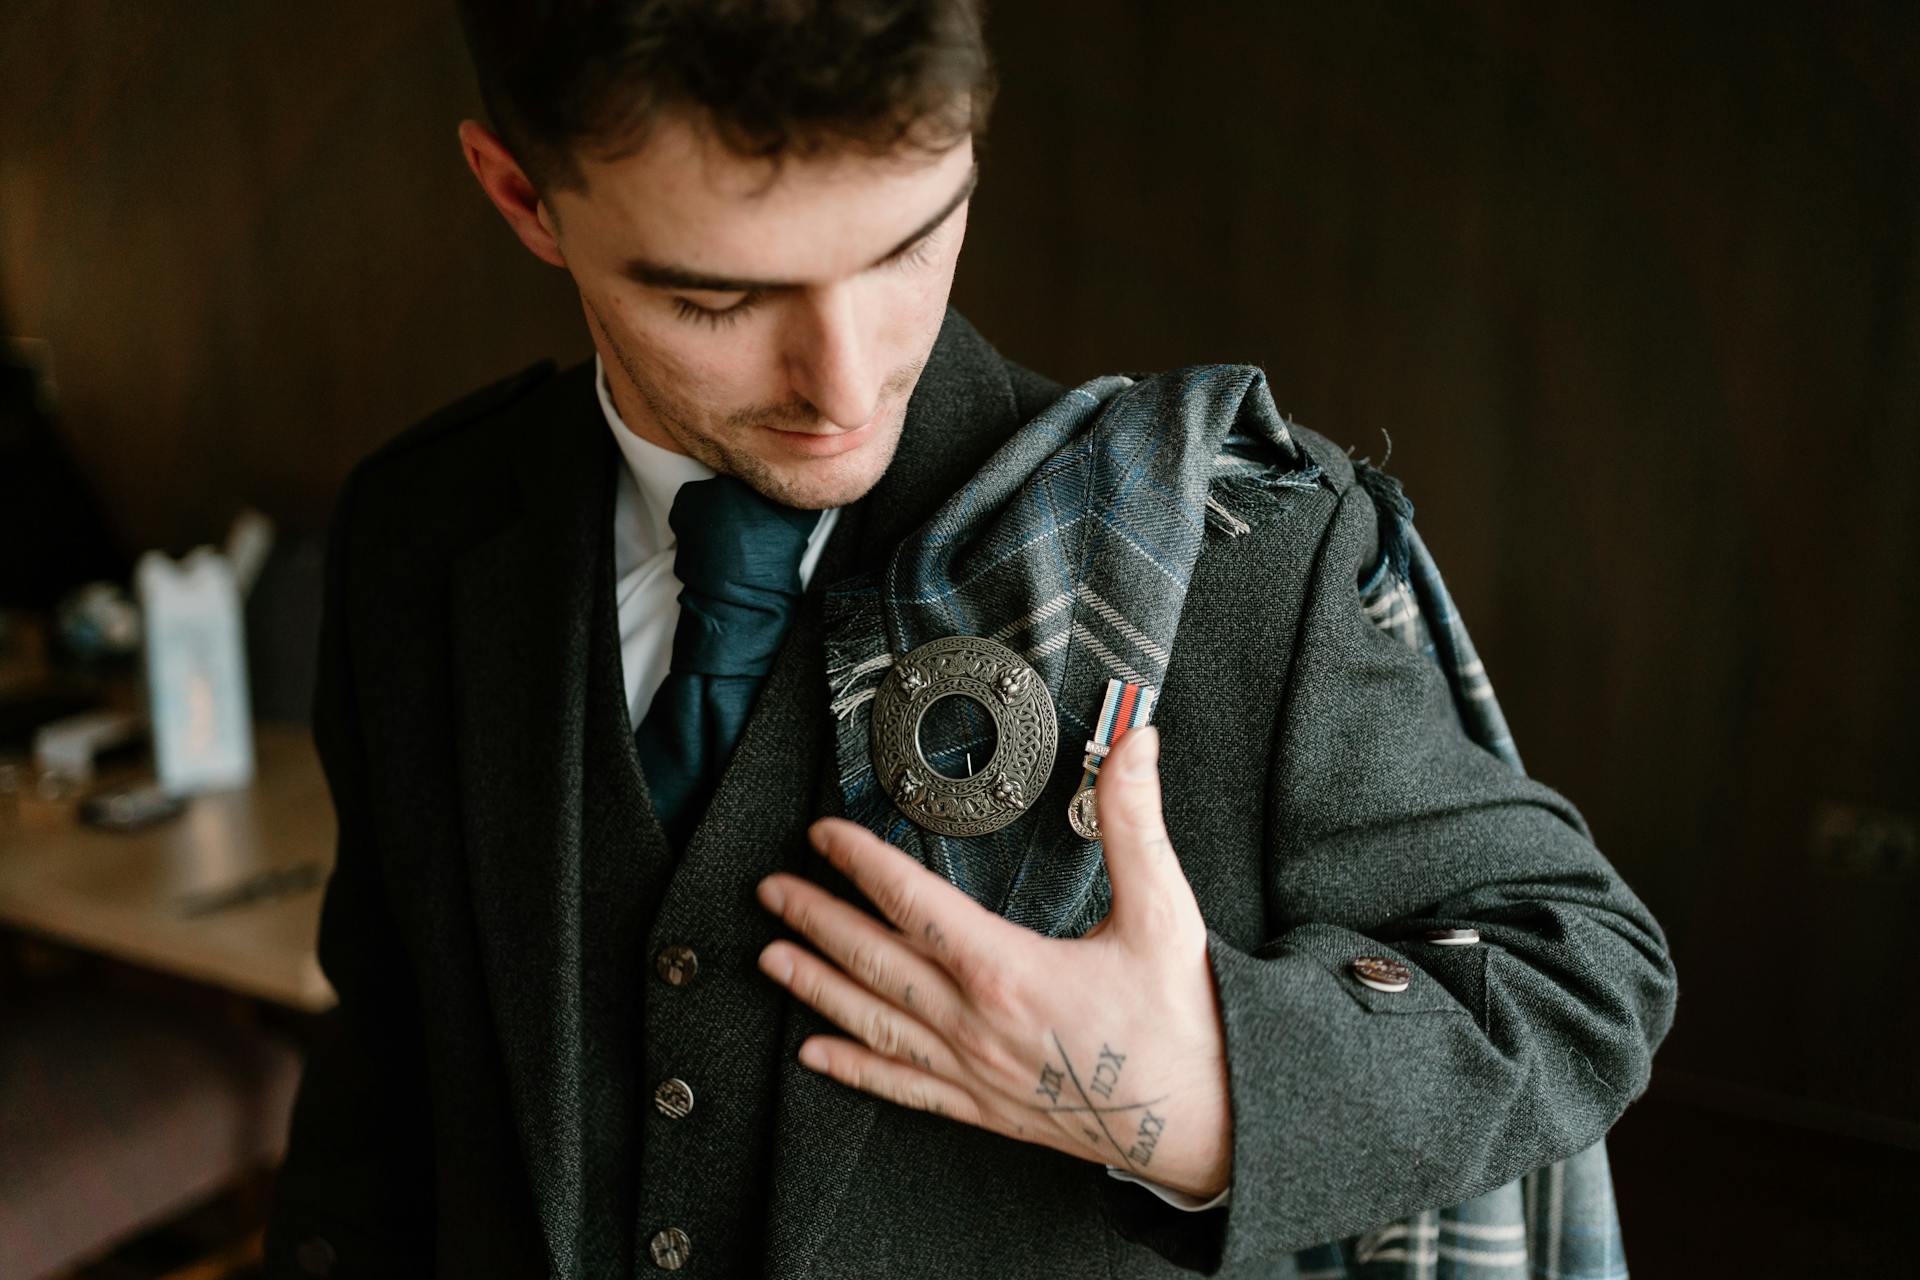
635,474,819,845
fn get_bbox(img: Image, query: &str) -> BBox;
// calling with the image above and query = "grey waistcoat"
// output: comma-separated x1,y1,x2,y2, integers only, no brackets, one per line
575,456,805,1277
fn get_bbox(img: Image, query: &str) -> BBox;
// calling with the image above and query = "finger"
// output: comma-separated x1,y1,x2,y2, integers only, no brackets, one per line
759,940,962,1078
1091,726,1199,939
797,1034,986,1127
756,872,965,1015
806,816,1027,991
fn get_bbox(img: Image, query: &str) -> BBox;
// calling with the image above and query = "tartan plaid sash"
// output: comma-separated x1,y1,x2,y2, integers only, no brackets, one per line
823,365,1324,938
823,367,1627,1277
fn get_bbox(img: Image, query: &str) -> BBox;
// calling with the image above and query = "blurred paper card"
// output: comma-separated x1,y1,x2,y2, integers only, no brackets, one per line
137,547,253,792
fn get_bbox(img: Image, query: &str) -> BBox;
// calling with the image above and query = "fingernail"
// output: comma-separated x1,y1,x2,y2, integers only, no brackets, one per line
758,944,793,984
756,877,786,912
799,1039,828,1071
1118,726,1159,779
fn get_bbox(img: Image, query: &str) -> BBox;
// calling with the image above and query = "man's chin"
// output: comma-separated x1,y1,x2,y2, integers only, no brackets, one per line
731,437,897,511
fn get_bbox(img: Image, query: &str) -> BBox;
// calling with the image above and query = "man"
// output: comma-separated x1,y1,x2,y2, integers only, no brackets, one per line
264,2,1677,1276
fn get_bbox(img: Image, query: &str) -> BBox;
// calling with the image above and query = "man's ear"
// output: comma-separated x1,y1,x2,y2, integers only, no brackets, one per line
458,119,566,269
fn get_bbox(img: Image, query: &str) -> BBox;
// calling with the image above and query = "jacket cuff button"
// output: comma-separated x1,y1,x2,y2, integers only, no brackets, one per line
1352,955,1412,992
1423,927,1481,946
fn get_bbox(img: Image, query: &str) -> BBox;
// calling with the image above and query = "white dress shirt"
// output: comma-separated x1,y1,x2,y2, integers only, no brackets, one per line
596,356,1228,1214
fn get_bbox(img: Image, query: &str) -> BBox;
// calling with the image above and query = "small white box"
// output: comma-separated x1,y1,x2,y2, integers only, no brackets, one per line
136,546,254,793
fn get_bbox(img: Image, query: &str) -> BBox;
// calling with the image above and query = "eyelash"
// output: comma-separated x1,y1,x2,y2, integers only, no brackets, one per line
672,294,759,330
669,235,939,330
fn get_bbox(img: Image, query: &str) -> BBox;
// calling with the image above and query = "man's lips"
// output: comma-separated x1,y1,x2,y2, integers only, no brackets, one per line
764,418,875,457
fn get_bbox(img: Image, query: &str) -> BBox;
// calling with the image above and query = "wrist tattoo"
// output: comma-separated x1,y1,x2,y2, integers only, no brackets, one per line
1035,1062,1065,1105
1038,1031,1168,1172
1089,1043,1125,1099
1126,1108,1166,1166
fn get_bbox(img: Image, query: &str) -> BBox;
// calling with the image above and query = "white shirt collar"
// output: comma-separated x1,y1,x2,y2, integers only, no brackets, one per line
594,354,719,551
594,353,842,597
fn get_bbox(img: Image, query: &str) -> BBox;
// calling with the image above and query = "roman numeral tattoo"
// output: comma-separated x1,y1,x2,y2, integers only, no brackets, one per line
1126,1108,1165,1166
1033,1032,1171,1173
1089,1043,1126,1099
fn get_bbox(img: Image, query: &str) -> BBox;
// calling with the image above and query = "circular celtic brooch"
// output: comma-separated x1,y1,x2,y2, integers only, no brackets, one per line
869,634,1058,837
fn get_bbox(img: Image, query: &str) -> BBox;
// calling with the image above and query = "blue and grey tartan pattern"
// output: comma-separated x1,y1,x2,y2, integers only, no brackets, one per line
822,368,1628,1276
823,365,1325,939
1281,1139,1627,1279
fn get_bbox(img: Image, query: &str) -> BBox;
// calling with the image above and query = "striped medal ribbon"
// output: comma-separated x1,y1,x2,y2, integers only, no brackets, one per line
1067,677,1158,839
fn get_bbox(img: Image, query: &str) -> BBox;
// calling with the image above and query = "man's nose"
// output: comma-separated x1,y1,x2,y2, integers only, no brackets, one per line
785,284,884,430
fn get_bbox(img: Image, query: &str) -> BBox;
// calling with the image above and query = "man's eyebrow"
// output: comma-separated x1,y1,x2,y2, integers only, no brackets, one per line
621,162,979,294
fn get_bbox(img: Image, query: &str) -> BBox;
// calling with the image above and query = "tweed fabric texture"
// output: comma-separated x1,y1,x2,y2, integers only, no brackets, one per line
1283,468,1627,1277
824,366,1328,939
822,366,1634,1276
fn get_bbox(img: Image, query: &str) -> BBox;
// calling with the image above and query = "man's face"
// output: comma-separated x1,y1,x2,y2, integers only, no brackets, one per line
541,116,976,511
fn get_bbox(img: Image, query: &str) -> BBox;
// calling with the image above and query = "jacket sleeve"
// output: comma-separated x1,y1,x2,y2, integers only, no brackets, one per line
1110,481,1678,1273
263,472,437,1277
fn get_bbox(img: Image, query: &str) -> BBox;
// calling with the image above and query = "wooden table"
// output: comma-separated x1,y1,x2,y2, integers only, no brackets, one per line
0,723,337,1011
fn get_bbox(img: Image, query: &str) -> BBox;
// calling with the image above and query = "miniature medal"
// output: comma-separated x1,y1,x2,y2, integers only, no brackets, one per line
1066,678,1158,840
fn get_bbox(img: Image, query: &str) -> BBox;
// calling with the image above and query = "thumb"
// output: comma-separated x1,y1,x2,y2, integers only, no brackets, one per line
1093,726,1198,938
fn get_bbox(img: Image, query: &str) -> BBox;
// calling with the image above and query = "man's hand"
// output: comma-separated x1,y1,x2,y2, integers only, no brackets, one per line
754,725,1232,1199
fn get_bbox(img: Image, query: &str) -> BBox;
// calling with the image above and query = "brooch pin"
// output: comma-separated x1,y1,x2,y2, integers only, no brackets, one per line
1066,678,1158,840
870,634,1058,837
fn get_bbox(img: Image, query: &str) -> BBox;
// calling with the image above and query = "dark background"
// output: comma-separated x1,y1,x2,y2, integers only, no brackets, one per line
3,1,1915,1271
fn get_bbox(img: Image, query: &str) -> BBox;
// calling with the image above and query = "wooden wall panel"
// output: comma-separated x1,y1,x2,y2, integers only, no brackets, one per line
0,0,589,552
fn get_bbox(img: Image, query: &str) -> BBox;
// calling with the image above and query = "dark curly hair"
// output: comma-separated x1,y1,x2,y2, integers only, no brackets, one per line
455,0,995,192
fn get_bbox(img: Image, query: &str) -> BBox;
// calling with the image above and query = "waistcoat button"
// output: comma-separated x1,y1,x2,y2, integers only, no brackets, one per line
655,945,700,986
654,1076,695,1119
649,1227,693,1270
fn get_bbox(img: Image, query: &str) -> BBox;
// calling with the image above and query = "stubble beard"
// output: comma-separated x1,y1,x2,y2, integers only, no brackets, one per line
593,305,922,512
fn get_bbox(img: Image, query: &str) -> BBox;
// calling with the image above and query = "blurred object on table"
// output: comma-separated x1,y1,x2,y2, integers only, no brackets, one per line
31,709,146,789
53,581,142,664
0,610,119,819
137,547,254,795
78,779,189,835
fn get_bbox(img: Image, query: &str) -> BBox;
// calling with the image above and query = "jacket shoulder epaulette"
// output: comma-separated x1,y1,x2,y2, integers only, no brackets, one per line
360,360,558,473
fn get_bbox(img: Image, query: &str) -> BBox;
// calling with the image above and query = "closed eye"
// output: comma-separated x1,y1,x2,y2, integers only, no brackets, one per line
671,290,764,329
885,235,937,272
667,222,945,330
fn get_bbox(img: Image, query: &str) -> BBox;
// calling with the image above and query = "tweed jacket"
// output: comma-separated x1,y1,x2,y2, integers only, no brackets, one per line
263,309,1677,1278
